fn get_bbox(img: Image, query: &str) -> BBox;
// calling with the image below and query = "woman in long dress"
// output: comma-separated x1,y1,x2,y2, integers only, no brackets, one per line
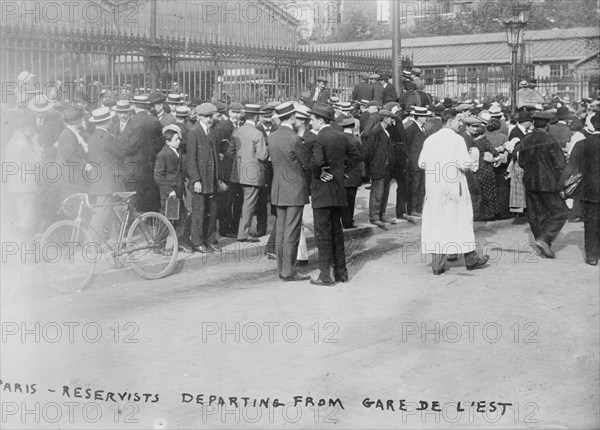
473,122,500,220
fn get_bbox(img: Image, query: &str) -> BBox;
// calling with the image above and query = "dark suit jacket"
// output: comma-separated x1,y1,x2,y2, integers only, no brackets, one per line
55,127,89,193
352,82,373,102
310,126,362,209
404,120,428,169
306,86,331,108
562,134,600,202
187,124,219,195
370,83,384,106
87,127,125,195
508,124,526,156
216,118,236,181
343,133,363,187
382,83,398,104
268,126,311,206
519,129,566,192
423,116,443,136
388,116,407,170
113,118,143,184
36,111,63,162
364,122,393,180
154,145,186,200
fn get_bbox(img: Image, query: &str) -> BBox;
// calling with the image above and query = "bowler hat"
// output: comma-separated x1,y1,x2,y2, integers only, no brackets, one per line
442,97,454,108
532,110,555,121
196,103,218,116
113,100,134,112
88,106,115,123
273,101,296,119
147,92,166,105
243,104,262,115
62,107,84,124
517,110,533,122
188,98,202,107
308,103,335,121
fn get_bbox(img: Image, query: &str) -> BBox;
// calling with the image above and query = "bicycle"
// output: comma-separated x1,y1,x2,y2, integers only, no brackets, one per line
40,192,178,293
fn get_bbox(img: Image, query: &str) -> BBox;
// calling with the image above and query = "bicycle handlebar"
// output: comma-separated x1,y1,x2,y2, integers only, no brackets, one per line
59,193,92,216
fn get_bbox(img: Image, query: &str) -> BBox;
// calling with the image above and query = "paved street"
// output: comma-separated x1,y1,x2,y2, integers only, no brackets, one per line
1,207,598,429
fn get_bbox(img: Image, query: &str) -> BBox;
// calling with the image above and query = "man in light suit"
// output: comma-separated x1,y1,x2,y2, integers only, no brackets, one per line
230,104,269,242
308,103,362,286
187,103,221,253
268,102,312,282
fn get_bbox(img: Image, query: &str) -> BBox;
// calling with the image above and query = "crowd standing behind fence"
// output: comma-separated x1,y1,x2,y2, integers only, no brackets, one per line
2,66,600,287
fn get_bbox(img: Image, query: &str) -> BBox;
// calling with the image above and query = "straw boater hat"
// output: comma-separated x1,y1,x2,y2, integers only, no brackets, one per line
27,98,54,112
113,100,134,112
166,94,184,104
477,110,492,124
294,104,310,121
88,106,116,123
410,106,432,116
175,106,190,118
338,102,353,112
489,104,503,117
243,104,262,115
273,101,296,120
131,95,150,106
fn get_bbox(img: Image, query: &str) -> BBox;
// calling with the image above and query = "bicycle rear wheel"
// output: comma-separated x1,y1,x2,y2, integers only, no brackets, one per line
40,221,97,293
125,212,178,280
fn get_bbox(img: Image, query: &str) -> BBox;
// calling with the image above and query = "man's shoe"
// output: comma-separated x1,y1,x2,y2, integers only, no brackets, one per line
570,217,583,223
282,274,311,282
238,237,260,243
222,232,237,238
179,245,194,253
334,275,349,282
586,258,598,266
265,252,276,260
310,278,336,287
534,240,555,259
433,268,446,275
192,245,212,253
294,260,308,267
343,224,357,229
370,220,388,231
254,232,266,238
466,254,490,270
447,255,458,262
207,244,222,253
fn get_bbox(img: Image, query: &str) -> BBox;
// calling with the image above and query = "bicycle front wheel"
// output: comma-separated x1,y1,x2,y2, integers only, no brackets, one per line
125,212,178,280
40,220,97,293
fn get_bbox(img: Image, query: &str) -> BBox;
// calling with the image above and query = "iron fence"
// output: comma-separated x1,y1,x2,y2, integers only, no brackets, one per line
1,24,392,105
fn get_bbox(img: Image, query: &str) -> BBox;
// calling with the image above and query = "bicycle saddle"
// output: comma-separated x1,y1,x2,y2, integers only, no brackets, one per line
112,191,137,200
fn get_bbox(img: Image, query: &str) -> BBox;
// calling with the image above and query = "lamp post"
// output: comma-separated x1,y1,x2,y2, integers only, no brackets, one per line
503,4,530,114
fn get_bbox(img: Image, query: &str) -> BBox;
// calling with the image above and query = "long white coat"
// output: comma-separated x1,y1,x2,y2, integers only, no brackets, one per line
418,127,477,255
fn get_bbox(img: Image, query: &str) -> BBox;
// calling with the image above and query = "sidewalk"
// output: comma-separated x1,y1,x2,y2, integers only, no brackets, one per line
86,183,414,288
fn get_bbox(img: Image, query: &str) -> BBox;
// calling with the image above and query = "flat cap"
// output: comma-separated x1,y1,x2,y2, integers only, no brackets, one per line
196,103,218,116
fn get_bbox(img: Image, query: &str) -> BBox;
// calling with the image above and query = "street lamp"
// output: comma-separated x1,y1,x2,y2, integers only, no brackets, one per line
503,3,530,114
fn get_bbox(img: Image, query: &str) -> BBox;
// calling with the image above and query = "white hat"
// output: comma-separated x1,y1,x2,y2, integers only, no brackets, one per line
162,124,182,137
88,106,116,123
17,71,35,83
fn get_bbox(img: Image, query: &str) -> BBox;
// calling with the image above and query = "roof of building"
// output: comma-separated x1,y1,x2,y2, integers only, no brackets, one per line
314,27,600,66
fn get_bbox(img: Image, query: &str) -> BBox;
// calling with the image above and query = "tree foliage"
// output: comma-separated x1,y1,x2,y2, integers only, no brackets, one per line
316,0,600,42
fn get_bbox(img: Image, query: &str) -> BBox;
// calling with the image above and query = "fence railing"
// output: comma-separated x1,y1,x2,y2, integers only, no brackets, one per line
0,24,393,105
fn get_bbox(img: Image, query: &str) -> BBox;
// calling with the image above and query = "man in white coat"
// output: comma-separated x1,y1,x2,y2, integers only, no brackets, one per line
418,108,490,275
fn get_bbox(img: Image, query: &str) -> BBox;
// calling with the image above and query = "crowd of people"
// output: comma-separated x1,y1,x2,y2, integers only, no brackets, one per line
2,68,599,284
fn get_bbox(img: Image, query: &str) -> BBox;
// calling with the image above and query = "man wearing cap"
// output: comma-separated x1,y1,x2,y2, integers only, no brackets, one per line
364,109,395,229
128,95,162,212
381,74,399,105
412,68,425,91
230,104,268,243
87,106,126,242
267,102,312,281
519,110,568,258
352,73,374,104
308,103,362,286
405,106,431,217
187,103,221,253
368,74,384,107
549,106,574,149
4,112,42,244
419,108,490,275
307,77,330,108
216,102,244,238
